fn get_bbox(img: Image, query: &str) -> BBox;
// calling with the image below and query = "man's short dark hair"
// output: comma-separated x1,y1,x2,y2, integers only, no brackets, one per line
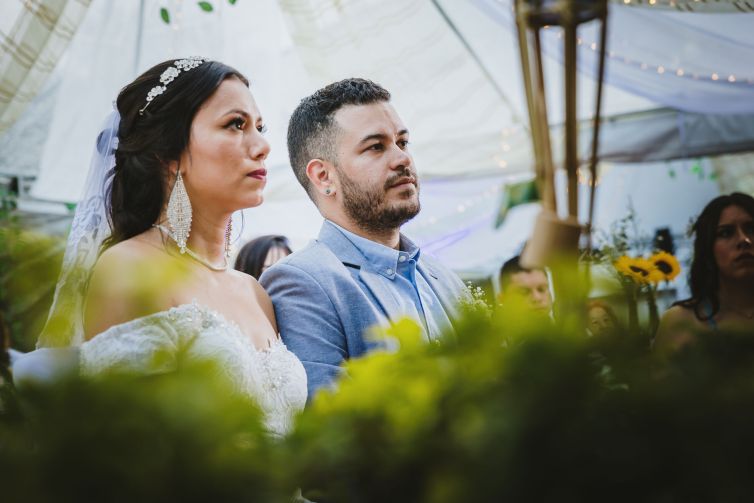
287,78,391,200
499,255,545,292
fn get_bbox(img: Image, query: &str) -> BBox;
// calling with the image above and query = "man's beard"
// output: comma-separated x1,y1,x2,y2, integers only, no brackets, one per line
337,166,421,234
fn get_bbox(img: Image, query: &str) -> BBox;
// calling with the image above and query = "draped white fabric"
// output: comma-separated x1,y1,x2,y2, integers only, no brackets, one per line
609,0,754,13
9,0,656,203
0,0,744,278
476,0,754,114
0,0,91,134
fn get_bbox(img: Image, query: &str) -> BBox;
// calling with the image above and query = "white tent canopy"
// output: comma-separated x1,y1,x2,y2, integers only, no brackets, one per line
0,0,750,278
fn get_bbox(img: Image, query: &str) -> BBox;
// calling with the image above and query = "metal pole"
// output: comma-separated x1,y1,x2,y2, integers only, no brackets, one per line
133,0,146,77
430,0,525,127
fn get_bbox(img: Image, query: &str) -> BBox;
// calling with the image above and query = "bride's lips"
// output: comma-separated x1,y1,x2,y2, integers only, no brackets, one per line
247,168,267,180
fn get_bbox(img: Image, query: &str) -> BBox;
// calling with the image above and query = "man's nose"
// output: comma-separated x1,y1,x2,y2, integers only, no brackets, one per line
390,145,412,171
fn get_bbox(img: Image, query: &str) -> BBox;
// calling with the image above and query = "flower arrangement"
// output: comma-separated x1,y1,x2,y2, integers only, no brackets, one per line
614,252,681,285
586,205,682,342
612,251,681,339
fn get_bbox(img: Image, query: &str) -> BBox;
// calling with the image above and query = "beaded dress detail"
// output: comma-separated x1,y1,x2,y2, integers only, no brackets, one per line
79,303,307,437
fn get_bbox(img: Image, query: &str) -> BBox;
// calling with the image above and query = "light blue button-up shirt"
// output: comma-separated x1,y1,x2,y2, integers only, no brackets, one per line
328,220,453,341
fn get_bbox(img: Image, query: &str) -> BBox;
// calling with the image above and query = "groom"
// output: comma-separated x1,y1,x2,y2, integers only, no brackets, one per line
260,78,468,399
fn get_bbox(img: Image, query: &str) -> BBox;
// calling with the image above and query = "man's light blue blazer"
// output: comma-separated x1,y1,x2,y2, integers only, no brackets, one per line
259,221,468,400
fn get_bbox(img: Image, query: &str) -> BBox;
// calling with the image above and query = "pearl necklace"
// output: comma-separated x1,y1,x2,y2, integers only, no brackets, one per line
153,224,229,272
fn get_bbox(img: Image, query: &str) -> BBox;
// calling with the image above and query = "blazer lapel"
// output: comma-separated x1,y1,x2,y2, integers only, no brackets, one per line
318,221,402,322
418,259,461,321
357,267,402,323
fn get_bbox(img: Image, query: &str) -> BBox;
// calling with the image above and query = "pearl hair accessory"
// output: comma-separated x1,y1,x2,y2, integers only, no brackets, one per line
139,56,209,115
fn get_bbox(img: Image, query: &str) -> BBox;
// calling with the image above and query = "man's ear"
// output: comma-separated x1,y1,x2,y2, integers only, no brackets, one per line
306,158,337,197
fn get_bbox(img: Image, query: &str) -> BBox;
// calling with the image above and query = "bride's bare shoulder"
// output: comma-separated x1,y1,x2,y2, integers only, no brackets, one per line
96,231,166,265
228,269,277,332
85,232,185,338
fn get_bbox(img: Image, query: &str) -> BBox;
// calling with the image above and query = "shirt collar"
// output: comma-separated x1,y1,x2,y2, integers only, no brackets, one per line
325,220,420,279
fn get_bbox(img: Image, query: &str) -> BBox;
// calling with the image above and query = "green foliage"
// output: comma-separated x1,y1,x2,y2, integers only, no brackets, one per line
1,193,753,501
0,228,64,351
0,190,65,352
160,7,170,24
283,309,754,502
495,178,539,228
160,0,239,24
0,363,290,502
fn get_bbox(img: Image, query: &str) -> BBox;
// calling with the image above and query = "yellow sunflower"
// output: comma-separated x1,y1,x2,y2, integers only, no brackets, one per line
649,251,681,282
614,256,655,284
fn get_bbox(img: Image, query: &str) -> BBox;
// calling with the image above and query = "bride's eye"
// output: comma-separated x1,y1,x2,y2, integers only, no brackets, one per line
257,124,268,134
226,117,246,131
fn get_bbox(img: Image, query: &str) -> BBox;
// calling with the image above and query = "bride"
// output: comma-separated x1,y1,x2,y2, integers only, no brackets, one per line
26,57,306,436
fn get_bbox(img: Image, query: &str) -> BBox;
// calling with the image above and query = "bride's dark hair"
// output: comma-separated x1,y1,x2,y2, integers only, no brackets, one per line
104,59,248,249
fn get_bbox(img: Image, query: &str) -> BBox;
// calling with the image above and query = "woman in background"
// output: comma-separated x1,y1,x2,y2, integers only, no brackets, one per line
655,192,754,353
235,235,292,280
586,300,621,337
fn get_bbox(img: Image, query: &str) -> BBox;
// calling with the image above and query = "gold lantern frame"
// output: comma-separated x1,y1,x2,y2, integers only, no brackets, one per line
514,0,609,268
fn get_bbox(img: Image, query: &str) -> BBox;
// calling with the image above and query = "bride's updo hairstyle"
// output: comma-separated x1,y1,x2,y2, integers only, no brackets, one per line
105,58,248,248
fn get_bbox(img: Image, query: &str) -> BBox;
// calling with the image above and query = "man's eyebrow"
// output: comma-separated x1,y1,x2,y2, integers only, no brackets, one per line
358,129,410,144
358,133,387,144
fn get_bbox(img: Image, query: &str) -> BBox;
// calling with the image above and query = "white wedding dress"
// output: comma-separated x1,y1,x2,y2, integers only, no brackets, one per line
15,110,307,439
77,303,307,437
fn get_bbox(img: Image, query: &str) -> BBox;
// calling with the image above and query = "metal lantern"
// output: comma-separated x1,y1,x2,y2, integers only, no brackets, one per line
515,0,608,268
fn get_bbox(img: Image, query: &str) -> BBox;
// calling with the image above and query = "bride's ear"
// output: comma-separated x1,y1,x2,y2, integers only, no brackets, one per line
165,158,180,179
306,158,336,198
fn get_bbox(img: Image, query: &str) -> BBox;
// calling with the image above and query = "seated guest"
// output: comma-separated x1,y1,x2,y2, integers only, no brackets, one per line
498,255,552,316
234,235,292,280
655,193,754,353
586,299,621,337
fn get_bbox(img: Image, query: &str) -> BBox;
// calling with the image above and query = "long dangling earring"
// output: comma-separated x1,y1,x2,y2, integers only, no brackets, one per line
224,216,233,258
167,170,192,254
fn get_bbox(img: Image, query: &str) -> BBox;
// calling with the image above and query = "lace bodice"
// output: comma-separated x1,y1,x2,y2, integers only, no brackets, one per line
79,303,307,436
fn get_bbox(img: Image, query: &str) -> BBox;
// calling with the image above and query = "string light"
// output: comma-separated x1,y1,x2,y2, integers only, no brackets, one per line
409,179,510,233
575,34,754,87
614,0,753,12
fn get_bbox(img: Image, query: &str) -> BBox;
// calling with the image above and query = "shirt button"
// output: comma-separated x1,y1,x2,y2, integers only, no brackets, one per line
386,268,394,275
398,255,407,262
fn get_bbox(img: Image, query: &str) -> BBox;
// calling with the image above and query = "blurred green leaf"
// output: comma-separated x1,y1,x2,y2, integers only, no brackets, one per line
198,1,214,12
228,0,238,4
160,7,170,24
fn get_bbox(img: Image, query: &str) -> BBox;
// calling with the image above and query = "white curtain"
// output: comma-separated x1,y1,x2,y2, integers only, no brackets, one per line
276,0,530,180
0,0,91,135
476,0,754,114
